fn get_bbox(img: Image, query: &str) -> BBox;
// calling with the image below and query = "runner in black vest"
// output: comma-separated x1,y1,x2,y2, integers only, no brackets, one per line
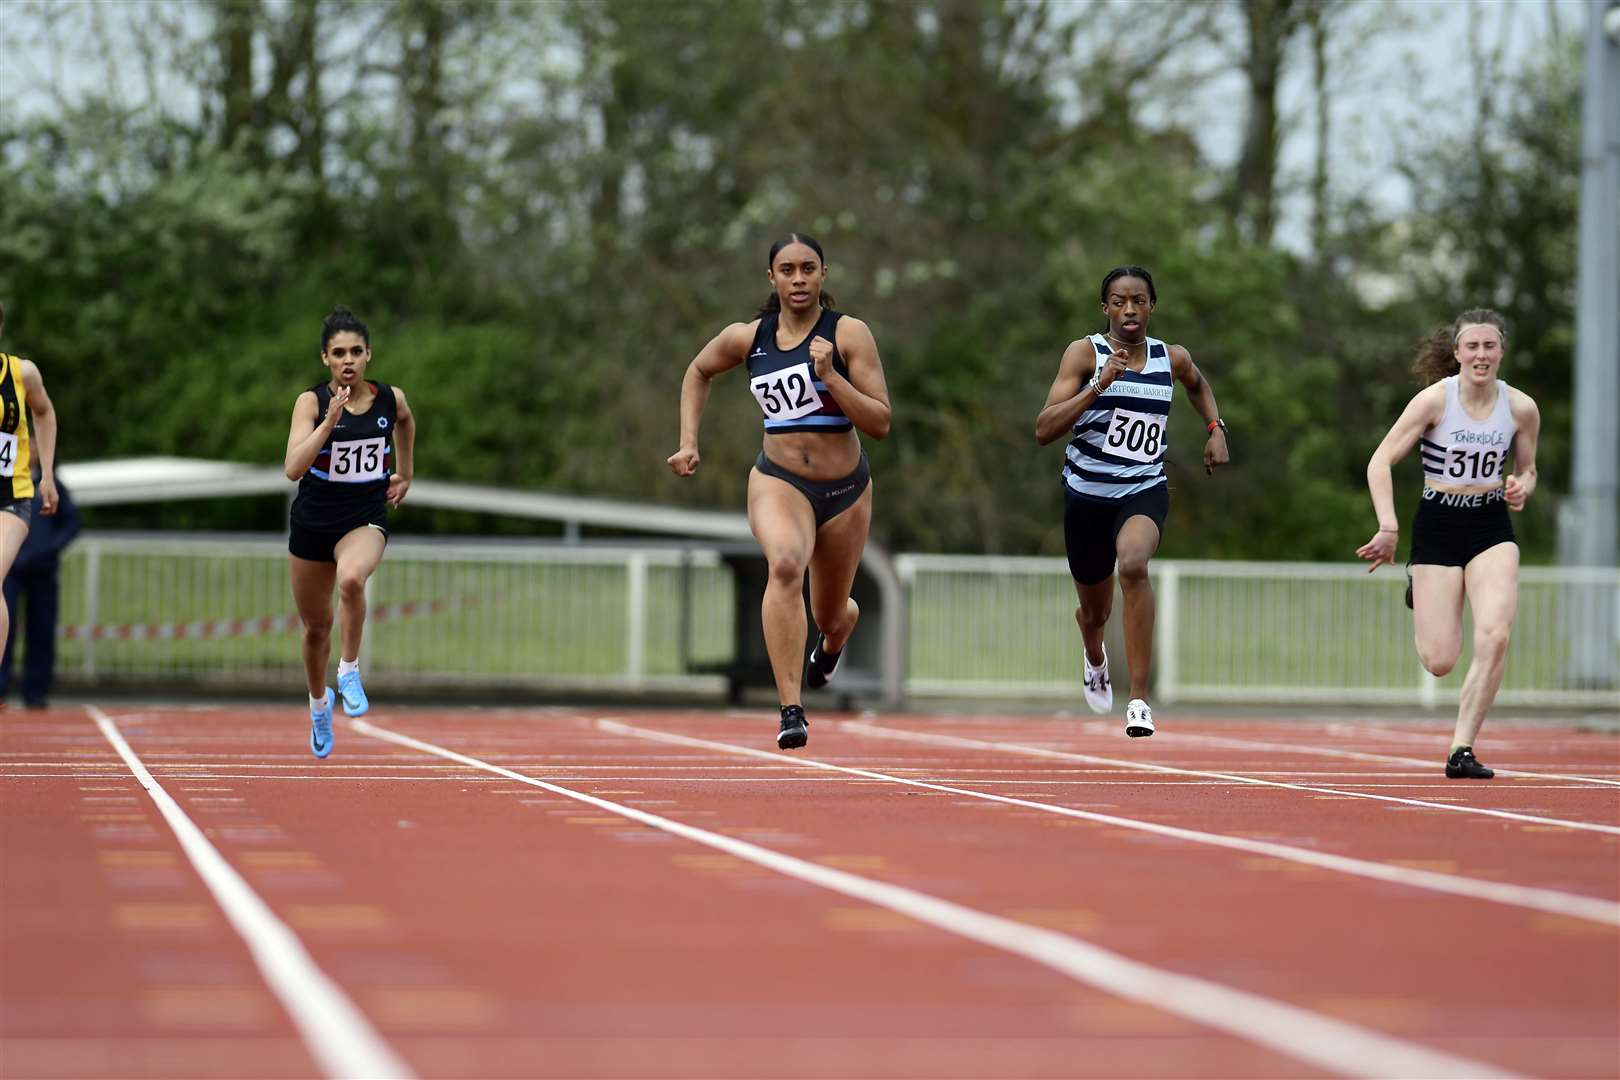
284,306,416,757
668,234,892,750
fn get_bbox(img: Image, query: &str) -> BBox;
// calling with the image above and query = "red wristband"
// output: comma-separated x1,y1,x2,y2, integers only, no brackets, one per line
1206,419,1220,433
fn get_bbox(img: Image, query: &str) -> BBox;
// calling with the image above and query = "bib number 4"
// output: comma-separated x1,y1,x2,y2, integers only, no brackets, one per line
750,362,824,421
1104,408,1166,463
330,437,387,482
0,432,15,477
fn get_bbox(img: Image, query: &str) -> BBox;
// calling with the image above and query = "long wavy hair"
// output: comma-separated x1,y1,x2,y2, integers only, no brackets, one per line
1411,308,1507,385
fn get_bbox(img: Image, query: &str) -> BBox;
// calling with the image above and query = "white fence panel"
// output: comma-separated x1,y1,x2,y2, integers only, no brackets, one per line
898,555,1620,708
48,536,1620,708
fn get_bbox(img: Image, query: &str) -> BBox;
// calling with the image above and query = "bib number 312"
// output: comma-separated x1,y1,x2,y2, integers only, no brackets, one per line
750,362,824,421
1104,408,1166,463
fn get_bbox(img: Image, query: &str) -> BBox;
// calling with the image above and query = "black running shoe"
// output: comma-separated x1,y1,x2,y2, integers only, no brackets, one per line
1445,746,1495,779
777,705,809,750
805,635,842,691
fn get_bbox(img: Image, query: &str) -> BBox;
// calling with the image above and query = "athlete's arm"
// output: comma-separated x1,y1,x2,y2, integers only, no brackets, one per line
284,387,346,480
1035,338,1110,446
1356,382,1444,571
821,316,891,439
19,360,58,516
1503,390,1540,511
388,386,415,507
1169,345,1228,475
668,321,754,477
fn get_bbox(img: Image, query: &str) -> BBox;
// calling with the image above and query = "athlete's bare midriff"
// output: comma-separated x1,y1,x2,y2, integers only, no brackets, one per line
761,428,862,481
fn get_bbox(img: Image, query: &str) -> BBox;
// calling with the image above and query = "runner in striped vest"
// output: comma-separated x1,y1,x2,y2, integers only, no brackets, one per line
1034,267,1230,738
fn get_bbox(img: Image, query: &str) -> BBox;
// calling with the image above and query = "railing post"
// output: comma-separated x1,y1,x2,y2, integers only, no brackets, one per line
83,541,100,678
625,552,647,685
1419,666,1440,710
1157,561,1179,703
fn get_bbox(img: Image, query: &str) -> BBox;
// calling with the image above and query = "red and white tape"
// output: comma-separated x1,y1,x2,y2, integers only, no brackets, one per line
61,597,479,642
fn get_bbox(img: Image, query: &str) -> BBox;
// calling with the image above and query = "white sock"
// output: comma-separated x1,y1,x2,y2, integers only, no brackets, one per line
338,657,359,677
309,693,326,710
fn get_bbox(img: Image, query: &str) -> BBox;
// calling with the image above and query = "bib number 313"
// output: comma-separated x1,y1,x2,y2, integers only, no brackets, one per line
1104,407,1166,463
330,437,387,482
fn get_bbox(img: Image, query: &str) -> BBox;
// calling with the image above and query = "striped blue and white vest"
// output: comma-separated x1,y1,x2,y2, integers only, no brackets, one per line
1062,334,1174,500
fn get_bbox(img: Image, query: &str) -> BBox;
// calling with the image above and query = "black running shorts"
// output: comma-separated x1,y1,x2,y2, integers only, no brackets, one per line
1062,481,1169,586
289,512,389,563
754,451,871,529
1409,486,1515,568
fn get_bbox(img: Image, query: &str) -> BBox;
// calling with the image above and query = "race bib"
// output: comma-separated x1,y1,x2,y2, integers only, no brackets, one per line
1102,407,1167,464
750,362,825,421
329,436,388,482
0,432,15,477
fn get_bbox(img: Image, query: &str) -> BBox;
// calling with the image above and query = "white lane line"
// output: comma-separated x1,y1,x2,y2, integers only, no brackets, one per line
840,722,1620,837
353,717,1516,1080
599,721,1619,928
88,707,413,1080
1128,730,1620,787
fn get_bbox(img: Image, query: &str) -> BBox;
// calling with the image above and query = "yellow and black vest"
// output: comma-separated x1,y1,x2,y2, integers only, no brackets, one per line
0,355,35,504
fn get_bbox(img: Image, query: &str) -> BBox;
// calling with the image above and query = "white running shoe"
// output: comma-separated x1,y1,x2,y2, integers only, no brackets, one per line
1082,644,1113,714
1125,698,1155,738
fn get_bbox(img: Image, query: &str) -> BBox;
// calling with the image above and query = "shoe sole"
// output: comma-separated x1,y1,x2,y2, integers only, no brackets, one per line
342,699,369,718
777,728,809,750
1125,723,1154,738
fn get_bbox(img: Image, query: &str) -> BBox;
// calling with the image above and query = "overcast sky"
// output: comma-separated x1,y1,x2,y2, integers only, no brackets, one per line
0,0,1594,252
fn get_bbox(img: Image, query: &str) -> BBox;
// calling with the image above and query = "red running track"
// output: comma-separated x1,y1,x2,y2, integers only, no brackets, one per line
1,704,1616,1079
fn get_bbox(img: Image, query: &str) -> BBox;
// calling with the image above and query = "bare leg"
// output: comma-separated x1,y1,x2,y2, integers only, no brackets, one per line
332,526,387,664
806,484,872,656
1074,576,1113,668
0,515,29,663
1114,515,1162,703
288,555,337,697
1452,543,1519,749
747,469,817,706
1411,564,1466,678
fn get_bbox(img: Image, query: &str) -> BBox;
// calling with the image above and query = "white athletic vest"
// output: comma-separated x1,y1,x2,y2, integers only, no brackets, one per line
1418,375,1515,486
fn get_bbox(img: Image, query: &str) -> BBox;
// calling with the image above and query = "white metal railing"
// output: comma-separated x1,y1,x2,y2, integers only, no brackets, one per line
47,536,1620,708
896,554,1620,708
59,535,736,693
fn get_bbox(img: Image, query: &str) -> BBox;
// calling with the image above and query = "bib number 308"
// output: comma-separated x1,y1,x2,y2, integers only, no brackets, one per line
1104,408,1166,463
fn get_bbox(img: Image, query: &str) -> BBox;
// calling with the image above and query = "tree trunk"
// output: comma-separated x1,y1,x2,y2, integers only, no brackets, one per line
1308,1,1330,258
216,0,259,155
1231,0,1297,245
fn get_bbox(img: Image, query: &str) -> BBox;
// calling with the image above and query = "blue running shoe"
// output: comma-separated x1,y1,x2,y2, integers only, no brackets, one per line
338,669,369,718
310,688,335,758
